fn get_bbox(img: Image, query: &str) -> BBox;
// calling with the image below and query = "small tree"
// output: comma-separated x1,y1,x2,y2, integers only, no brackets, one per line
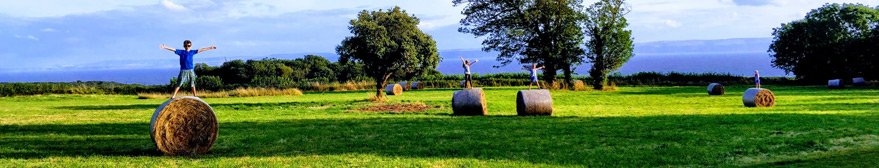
584,0,634,90
336,6,440,98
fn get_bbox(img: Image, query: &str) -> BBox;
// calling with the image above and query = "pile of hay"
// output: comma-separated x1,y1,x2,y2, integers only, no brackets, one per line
517,90,553,116
385,84,402,95
828,79,844,89
742,88,775,107
853,77,866,86
398,82,411,91
452,88,487,115
707,83,725,95
410,82,424,90
460,80,472,88
150,96,218,156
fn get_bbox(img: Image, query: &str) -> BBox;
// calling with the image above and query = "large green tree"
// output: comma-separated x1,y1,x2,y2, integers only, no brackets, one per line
583,0,634,90
454,0,586,87
769,3,879,82
336,6,441,98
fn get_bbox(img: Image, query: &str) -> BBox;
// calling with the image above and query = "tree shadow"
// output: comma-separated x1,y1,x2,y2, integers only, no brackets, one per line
4,113,879,166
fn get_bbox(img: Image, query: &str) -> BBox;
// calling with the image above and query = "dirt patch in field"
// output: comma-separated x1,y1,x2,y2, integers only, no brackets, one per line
356,103,433,113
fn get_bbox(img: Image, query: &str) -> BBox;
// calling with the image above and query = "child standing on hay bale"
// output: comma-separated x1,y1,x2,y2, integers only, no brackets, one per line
459,56,478,89
755,70,761,88
160,40,217,98
522,63,545,90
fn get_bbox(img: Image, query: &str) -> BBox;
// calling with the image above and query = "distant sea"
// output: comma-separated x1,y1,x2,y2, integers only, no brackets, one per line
0,52,790,85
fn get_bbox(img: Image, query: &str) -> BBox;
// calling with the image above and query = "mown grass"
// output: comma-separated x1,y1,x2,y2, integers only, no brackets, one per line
1,85,879,167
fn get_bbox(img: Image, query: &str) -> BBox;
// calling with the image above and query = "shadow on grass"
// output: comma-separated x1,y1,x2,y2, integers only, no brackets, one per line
3,113,879,166
54,101,359,111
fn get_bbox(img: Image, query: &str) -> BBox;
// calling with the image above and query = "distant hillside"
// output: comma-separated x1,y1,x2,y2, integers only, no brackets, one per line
634,38,773,55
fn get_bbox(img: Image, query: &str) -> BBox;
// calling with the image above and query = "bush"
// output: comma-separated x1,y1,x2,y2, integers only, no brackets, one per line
196,76,224,91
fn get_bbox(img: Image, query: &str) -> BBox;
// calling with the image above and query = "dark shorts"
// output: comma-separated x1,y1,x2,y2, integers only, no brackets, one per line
531,76,538,82
176,70,197,88
755,78,761,84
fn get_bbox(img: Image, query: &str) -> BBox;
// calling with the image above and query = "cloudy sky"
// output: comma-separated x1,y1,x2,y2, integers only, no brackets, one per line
1,0,876,72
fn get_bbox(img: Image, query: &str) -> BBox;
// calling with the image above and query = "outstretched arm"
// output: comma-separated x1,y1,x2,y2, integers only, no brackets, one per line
521,66,529,70
536,66,545,70
469,59,479,66
458,56,465,62
198,46,217,53
160,44,175,52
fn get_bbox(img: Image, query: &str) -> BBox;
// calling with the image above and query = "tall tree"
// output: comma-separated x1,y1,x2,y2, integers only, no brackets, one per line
336,6,440,98
583,0,634,90
454,0,586,87
769,3,879,82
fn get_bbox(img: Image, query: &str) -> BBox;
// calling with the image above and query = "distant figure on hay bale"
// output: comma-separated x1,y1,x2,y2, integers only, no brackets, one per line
522,64,545,90
754,70,761,88
161,40,217,98
459,56,478,89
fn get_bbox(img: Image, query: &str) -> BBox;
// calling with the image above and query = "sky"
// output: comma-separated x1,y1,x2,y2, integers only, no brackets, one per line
0,0,877,72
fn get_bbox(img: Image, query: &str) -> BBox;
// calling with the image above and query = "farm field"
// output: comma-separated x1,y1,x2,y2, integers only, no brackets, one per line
2,85,879,167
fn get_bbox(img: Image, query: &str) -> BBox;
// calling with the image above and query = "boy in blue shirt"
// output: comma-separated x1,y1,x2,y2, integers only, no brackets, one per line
160,40,216,98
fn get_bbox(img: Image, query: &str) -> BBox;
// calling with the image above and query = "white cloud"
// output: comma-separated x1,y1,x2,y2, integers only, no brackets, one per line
664,20,682,28
161,0,188,12
14,35,39,40
41,28,56,32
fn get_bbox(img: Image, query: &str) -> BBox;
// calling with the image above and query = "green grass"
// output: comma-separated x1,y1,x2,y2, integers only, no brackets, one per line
2,85,879,167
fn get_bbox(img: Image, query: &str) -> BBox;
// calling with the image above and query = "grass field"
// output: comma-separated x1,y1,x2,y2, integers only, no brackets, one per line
2,85,879,167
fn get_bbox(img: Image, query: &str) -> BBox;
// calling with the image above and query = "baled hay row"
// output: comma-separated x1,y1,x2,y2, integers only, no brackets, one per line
853,77,866,86
452,88,487,115
385,84,402,95
707,83,725,95
150,96,218,156
410,82,424,90
516,90,553,116
742,88,775,107
828,79,844,89
398,82,411,91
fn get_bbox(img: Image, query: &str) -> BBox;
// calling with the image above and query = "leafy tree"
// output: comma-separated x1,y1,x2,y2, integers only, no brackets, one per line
769,3,879,82
336,6,441,98
455,0,586,87
583,0,634,90
218,60,250,84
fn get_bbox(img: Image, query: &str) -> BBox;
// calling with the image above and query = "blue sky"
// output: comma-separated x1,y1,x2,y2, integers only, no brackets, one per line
1,0,877,72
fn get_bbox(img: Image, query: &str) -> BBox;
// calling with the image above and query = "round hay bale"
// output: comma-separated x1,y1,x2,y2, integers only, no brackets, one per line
707,83,725,95
385,84,402,95
410,82,424,90
150,96,218,156
853,77,866,86
828,79,844,89
451,88,487,115
398,82,411,91
460,80,471,88
516,90,553,116
742,88,775,107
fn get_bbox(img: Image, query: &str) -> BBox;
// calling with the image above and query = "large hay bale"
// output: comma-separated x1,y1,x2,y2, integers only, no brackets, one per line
742,88,775,107
451,88,487,115
410,82,424,90
517,90,553,116
828,79,844,89
460,80,471,88
385,84,402,95
150,96,218,156
707,83,725,95
398,82,411,91
853,77,866,86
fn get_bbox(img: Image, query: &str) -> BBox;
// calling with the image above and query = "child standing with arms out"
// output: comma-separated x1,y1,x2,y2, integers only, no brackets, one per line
160,40,217,98
755,70,761,88
522,63,545,90
459,56,478,89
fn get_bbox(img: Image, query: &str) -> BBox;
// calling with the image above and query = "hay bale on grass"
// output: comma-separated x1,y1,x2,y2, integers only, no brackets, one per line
828,79,844,89
517,90,553,116
398,82,411,91
385,84,402,95
742,88,775,107
410,82,424,90
452,88,487,115
150,96,218,156
853,77,866,86
707,83,725,95
460,80,471,88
